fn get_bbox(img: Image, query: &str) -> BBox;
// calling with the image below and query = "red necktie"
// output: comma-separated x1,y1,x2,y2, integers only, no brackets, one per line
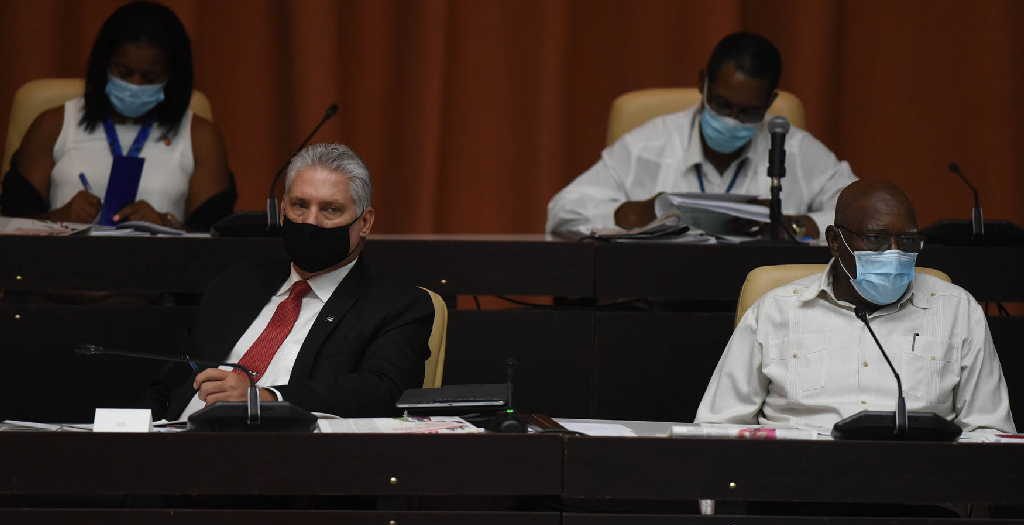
237,280,311,381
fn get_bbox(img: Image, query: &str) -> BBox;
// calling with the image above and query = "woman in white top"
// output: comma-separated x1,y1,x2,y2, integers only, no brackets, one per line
8,1,231,229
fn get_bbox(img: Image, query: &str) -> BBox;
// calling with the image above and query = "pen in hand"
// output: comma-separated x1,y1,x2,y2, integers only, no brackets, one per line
78,172,94,194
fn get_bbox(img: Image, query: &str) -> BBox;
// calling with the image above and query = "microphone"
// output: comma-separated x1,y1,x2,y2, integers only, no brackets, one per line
766,116,790,241
767,116,789,179
210,103,339,238
852,310,908,435
948,162,984,237
74,344,315,431
266,103,340,228
488,357,526,433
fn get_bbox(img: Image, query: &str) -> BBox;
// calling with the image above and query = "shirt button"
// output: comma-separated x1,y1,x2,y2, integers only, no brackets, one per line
863,361,869,368
792,353,798,359
860,401,867,405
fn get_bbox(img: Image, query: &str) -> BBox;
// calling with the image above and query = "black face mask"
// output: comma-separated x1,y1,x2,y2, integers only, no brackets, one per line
281,216,360,274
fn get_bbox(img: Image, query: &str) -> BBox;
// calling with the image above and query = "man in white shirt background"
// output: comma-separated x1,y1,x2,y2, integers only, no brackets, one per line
695,180,1015,433
546,32,857,239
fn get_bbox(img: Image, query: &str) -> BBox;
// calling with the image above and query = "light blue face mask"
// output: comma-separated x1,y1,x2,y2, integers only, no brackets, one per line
105,74,166,118
699,84,760,154
836,230,918,306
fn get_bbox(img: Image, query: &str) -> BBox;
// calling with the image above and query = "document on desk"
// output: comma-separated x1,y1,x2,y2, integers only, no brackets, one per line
557,421,637,437
671,423,826,440
658,193,770,223
0,217,91,236
317,416,484,434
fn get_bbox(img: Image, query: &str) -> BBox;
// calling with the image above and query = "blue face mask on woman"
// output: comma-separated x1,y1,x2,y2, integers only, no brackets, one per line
836,229,918,306
105,74,166,118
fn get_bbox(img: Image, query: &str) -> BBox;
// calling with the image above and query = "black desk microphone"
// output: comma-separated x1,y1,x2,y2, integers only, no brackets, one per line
265,104,339,228
853,309,908,435
211,103,339,237
488,357,526,433
831,312,961,441
948,162,984,238
74,344,314,432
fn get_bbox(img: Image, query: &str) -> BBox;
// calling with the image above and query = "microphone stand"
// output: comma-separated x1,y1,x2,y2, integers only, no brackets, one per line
265,104,339,228
853,312,907,435
831,311,960,441
948,162,984,238
75,344,315,432
210,103,339,237
766,116,789,241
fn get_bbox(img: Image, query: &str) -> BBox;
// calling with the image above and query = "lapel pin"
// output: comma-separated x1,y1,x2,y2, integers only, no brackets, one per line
325,315,335,323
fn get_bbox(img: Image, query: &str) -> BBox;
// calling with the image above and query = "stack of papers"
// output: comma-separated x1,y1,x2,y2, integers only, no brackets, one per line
88,220,201,237
654,192,769,237
0,217,91,236
671,423,825,440
317,416,483,434
590,214,714,243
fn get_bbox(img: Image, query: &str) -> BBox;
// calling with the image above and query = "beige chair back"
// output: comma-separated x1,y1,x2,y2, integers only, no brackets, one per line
735,264,952,327
419,287,448,388
606,87,806,145
3,78,214,174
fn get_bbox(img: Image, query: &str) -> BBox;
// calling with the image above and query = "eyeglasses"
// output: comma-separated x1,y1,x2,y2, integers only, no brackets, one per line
838,226,926,253
705,92,769,124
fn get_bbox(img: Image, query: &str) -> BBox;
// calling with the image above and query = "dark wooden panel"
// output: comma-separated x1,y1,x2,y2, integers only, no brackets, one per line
593,312,733,422
989,316,1024,421
0,235,594,296
564,438,1024,504
446,310,595,418
0,510,561,525
0,305,196,422
595,243,830,300
0,433,563,496
917,246,1024,302
365,236,594,297
594,242,1024,301
564,514,1023,524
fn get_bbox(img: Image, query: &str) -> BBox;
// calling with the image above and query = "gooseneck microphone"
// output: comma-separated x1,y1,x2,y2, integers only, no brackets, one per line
488,357,526,433
948,162,984,237
75,344,262,425
766,116,790,241
852,309,908,435
266,103,340,228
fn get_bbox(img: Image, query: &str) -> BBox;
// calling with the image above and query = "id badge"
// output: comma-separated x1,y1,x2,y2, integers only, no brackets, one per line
98,156,145,226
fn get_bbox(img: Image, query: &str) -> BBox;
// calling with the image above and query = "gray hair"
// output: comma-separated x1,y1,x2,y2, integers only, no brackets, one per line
284,143,372,214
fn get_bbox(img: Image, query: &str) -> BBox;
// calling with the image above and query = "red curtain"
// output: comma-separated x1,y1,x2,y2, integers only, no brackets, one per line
2,0,1021,233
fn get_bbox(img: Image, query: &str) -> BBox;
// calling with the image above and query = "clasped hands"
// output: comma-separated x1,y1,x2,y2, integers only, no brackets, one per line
193,368,276,406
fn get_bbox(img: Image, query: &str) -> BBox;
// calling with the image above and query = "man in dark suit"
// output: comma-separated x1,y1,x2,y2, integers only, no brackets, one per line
150,143,433,420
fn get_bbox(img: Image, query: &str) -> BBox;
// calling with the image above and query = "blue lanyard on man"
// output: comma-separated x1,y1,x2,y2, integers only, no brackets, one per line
96,119,153,225
694,157,747,194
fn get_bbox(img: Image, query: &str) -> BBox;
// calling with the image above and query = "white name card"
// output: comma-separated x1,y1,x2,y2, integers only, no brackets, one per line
93,408,153,433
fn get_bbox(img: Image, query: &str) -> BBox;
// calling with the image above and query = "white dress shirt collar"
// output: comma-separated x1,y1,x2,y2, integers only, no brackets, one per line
277,258,359,303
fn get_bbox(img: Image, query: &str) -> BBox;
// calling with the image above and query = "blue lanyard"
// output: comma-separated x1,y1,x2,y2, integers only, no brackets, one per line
695,157,747,194
102,118,153,158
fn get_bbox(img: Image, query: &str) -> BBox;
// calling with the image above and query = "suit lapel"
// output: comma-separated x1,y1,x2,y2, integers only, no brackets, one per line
290,259,367,379
209,262,290,361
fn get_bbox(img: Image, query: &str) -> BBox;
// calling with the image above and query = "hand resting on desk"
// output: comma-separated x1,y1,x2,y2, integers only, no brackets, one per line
193,368,275,406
